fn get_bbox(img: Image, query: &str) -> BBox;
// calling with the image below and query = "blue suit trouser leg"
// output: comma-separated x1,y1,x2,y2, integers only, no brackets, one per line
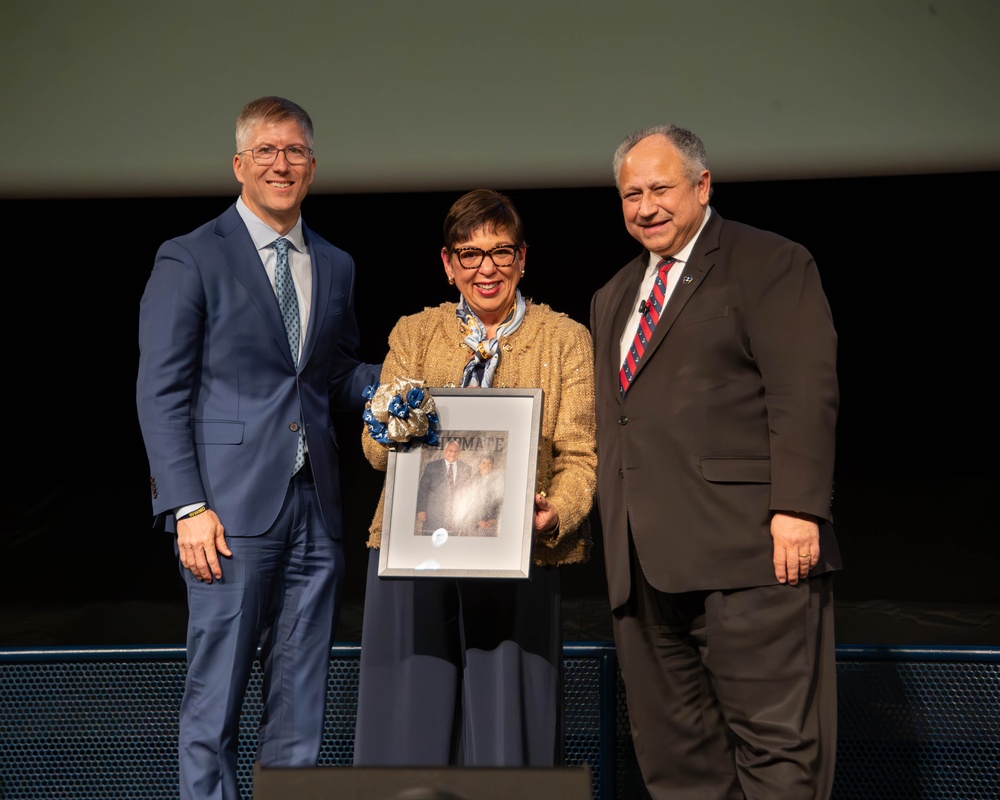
177,475,343,800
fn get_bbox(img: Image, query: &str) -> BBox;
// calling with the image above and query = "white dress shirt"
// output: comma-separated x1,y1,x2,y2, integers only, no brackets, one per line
618,207,713,367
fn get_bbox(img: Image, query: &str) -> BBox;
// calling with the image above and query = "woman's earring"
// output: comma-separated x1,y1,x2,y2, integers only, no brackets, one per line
448,277,455,285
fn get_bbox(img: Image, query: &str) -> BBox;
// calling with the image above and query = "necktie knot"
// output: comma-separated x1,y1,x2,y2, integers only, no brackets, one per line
273,237,290,258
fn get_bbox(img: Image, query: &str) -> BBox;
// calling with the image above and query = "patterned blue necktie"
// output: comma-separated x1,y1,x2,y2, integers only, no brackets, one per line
272,238,305,475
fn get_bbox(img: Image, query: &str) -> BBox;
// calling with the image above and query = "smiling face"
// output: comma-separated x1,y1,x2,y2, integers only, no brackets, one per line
443,441,461,463
233,119,315,235
618,134,710,258
441,225,525,336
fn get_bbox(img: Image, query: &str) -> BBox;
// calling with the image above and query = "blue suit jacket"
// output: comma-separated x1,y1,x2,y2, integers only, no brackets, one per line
137,204,378,538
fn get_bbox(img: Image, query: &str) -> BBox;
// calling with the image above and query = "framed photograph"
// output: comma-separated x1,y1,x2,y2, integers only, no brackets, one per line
378,388,543,579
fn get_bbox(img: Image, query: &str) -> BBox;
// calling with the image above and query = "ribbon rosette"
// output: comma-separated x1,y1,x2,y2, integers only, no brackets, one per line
362,377,439,448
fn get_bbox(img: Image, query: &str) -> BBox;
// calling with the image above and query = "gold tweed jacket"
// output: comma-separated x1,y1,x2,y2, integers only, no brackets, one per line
363,301,597,567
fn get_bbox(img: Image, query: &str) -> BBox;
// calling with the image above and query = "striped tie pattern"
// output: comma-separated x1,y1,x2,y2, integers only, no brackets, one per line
273,238,306,475
619,258,675,396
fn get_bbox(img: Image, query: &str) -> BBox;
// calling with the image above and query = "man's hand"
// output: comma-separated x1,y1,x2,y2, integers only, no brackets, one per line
533,494,560,535
177,509,231,583
770,512,820,585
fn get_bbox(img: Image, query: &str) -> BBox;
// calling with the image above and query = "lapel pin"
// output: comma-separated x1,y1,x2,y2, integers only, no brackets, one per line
682,275,694,284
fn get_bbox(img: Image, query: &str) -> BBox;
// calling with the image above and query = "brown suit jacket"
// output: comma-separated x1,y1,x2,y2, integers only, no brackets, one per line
591,210,840,609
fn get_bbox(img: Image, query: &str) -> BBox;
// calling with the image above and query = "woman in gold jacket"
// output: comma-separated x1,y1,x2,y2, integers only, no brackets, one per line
353,189,596,767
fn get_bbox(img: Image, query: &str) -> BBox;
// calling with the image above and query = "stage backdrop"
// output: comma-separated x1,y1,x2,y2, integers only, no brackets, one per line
1,173,997,648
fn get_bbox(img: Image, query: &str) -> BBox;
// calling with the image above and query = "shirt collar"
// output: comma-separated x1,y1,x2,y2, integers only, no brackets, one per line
236,196,307,254
646,206,712,274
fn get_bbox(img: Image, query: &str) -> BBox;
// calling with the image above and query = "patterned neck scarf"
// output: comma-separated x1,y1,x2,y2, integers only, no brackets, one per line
456,290,527,388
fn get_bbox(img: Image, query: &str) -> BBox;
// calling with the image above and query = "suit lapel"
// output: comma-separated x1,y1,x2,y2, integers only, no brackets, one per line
630,210,722,384
299,224,330,368
603,255,646,401
214,206,297,370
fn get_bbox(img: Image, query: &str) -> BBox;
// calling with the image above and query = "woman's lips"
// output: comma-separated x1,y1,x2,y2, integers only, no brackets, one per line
475,281,501,297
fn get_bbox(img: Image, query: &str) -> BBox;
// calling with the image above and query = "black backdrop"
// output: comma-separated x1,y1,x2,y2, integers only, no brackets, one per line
3,172,997,645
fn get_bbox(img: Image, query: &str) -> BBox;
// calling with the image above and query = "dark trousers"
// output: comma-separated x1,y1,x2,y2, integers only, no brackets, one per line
176,473,344,800
613,555,837,800
354,553,561,767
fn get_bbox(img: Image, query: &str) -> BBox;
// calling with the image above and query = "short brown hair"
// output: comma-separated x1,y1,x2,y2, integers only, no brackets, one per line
236,96,314,152
442,189,525,250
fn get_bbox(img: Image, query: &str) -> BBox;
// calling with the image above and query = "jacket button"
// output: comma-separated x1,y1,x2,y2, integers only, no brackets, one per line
289,422,300,432
618,416,629,425
618,468,624,479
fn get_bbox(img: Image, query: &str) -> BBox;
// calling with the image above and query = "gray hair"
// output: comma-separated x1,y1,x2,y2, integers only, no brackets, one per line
235,96,314,152
612,124,709,189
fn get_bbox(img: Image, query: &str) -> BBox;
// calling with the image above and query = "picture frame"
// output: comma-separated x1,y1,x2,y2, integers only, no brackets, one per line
378,388,543,579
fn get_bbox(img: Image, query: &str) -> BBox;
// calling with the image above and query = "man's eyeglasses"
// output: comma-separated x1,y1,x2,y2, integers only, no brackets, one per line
237,145,314,166
451,245,524,270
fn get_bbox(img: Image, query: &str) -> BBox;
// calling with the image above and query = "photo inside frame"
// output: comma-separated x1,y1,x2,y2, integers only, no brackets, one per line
413,430,508,540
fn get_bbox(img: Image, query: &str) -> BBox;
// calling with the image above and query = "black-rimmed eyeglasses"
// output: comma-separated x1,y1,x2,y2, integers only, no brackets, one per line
451,245,524,270
236,145,314,166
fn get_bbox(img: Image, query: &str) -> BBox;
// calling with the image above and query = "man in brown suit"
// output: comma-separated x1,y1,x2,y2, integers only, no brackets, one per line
591,125,840,799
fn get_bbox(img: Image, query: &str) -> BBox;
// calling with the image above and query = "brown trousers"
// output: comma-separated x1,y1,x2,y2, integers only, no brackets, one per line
613,556,837,800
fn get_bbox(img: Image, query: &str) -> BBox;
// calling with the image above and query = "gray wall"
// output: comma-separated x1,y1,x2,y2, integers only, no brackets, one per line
3,0,999,198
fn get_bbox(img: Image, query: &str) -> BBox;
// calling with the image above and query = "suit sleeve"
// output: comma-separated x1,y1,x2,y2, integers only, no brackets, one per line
415,463,432,513
136,239,209,515
360,316,427,472
326,252,381,412
742,240,838,521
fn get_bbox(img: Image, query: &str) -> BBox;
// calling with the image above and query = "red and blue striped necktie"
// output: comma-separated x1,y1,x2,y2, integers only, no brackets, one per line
619,258,675,396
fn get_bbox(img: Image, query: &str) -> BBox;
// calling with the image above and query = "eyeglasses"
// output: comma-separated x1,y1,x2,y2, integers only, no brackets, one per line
236,145,314,166
451,245,524,270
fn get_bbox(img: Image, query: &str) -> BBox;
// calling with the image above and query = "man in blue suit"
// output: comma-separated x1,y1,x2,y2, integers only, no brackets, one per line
137,96,379,800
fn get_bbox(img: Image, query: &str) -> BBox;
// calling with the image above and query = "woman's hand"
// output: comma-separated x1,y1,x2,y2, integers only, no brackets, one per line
533,493,560,534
